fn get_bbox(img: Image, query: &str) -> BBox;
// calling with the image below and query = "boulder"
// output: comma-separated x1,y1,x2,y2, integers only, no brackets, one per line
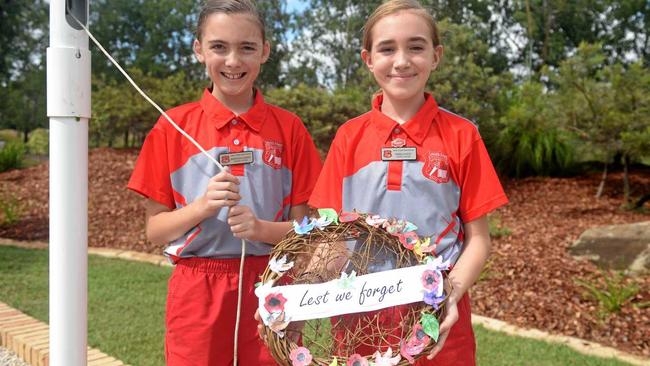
570,221,650,275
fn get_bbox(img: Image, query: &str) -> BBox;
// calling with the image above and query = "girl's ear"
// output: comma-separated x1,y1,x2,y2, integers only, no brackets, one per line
361,49,373,71
431,45,444,71
261,40,271,64
193,39,205,63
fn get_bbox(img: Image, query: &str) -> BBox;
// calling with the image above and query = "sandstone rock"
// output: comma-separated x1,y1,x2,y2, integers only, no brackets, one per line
570,221,650,275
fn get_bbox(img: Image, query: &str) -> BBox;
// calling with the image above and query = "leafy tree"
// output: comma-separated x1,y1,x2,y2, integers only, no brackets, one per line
266,84,368,151
428,20,514,148
495,81,575,177
553,44,650,203
91,70,201,148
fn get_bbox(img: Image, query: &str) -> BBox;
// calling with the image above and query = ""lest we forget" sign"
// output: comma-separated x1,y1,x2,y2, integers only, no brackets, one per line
256,262,439,323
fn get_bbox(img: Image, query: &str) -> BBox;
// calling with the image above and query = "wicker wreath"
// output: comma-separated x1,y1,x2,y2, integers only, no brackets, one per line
257,210,451,366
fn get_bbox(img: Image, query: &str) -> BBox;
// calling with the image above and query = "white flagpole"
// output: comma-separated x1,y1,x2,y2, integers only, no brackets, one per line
47,0,90,365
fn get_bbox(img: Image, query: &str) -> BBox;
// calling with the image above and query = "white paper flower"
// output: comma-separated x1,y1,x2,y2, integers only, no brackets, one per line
311,216,333,230
372,347,401,365
269,255,294,275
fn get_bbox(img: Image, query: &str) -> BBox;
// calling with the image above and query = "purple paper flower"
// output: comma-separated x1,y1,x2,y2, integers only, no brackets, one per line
423,290,445,309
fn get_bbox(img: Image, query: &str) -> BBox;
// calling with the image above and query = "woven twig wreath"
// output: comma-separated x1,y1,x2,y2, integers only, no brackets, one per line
257,210,451,366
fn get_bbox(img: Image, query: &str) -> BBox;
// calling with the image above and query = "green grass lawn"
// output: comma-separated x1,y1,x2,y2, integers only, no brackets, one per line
0,244,636,366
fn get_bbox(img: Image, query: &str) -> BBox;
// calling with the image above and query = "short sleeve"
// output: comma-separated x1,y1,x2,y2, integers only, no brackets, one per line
308,131,345,211
458,137,508,222
289,120,323,206
127,124,175,209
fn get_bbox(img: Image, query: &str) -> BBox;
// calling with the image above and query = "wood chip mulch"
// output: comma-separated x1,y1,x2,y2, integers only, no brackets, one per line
0,148,648,357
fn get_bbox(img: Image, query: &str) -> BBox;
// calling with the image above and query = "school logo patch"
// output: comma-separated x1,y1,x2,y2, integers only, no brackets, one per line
263,141,283,169
423,152,450,183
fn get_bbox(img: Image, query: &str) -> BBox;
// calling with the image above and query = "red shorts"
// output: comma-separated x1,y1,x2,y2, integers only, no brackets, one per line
165,256,277,366
333,293,475,365
415,292,475,365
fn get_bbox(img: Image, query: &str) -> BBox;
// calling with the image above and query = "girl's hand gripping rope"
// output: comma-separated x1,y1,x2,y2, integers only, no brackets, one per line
197,169,241,219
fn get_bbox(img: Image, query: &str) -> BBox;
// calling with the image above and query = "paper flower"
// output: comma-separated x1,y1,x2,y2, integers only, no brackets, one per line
346,354,369,366
329,358,339,366
264,292,288,313
293,216,315,235
338,270,357,289
402,221,418,233
383,219,406,235
372,347,401,365
365,214,387,227
318,208,339,225
420,313,440,342
421,270,440,291
413,237,435,257
290,347,313,366
423,290,446,309
398,231,419,250
339,211,360,223
269,254,294,275
312,216,333,230
267,311,291,337
400,324,430,363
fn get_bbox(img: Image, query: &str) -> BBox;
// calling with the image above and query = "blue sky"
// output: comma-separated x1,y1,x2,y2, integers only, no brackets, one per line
286,0,309,13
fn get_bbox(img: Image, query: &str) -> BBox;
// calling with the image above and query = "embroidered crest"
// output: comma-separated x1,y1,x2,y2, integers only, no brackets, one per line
422,152,449,183
263,141,283,169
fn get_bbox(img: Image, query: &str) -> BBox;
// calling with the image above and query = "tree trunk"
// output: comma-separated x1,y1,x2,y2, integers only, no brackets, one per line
622,154,630,205
595,162,607,199
123,128,129,148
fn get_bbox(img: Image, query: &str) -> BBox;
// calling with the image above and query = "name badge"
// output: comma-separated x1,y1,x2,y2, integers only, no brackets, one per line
219,151,254,166
381,147,417,161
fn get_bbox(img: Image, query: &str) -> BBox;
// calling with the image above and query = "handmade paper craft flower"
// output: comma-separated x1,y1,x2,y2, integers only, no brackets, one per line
290,346,313,366
372,347,401,365
268,311,291,337
421,270,440,291
269,254,294,275
402,221,418,233
346,354,369,366
365,214,387,227
339,211,360,223
264,292,288,313
413,237,435,257
317,208,339,225
423,290,445,309
383,219,406,235
398,231,419,250
312,216,334,230
293,216,315,235
400,324,430,363
338,270,357,289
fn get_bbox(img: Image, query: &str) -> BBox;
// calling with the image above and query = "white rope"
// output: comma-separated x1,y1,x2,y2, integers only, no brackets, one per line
70,15,247,366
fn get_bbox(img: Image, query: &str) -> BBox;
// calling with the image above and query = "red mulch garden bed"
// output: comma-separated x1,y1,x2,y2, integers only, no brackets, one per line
1,148,649,356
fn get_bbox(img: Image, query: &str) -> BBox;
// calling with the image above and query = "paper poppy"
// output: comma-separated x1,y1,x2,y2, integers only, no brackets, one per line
421,270,440,291
339,211,360,223
264,292,288,313
398,231,419,250
346,354,369,366
290,346,313,366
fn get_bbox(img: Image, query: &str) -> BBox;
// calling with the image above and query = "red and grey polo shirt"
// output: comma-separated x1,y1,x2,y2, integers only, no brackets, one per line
128,89,322,260
309,93,508,264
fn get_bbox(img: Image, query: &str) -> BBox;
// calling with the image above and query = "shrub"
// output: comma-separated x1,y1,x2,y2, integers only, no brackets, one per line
495,82,576,177
575,272,639,316
26,128,48,155
488,214,511,238
0,193,21,225
0,141,26,172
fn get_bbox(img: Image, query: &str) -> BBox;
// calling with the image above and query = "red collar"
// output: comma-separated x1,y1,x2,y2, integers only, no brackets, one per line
199,88,268,132
370,93,439,145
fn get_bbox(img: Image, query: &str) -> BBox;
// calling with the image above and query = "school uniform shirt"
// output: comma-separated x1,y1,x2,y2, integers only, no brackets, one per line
128,89,322,261
309,93,508,265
